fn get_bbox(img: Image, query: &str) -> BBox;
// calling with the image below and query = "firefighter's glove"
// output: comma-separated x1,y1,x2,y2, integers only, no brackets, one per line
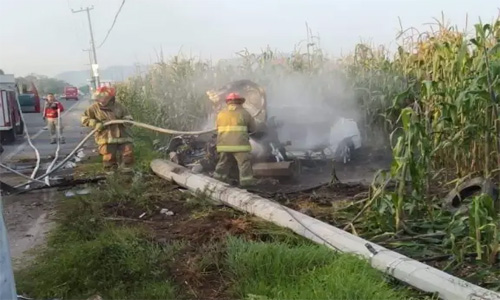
94,122,105,132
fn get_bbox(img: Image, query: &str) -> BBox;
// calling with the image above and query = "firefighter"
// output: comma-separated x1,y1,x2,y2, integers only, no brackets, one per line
81,86,134,173
43,93,65,144
213,92,257,187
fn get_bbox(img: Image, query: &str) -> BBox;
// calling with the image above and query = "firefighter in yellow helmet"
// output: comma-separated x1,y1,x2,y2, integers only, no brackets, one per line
81,86,134,173
213,92,257,187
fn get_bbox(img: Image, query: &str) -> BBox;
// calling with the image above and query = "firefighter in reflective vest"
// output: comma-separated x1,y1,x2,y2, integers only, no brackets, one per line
43,93,65,144
81,86,134,173
213,92,257,187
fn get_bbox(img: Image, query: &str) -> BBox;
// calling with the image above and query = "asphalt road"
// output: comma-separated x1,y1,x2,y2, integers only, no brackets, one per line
1,97,92,163
2,97,95,267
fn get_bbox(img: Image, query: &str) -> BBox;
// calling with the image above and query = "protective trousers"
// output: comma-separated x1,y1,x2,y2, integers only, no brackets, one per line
213,152,255,186
46,118,64,142
98,143,134,170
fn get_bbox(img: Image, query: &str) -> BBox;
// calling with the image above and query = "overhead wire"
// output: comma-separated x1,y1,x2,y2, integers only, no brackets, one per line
97,0,126,48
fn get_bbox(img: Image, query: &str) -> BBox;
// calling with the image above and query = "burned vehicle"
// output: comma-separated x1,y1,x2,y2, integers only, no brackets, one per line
166,79,362,180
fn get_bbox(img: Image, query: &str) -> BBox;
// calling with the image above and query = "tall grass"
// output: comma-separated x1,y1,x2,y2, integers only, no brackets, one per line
225,237,408,300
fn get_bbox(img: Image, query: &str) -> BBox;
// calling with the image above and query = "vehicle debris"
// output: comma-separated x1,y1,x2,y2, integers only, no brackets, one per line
165,80,363,190
160,208,174,216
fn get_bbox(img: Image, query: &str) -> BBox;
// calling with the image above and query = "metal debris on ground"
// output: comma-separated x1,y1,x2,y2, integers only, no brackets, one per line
160,208,174,216
63,161,77,169
76,188,91,195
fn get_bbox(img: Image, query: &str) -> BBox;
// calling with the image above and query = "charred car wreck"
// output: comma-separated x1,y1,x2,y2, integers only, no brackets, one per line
166,79,362,181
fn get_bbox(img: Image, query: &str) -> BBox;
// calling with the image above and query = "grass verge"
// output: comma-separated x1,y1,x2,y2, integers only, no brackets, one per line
225,237,408,300
15,165,418,299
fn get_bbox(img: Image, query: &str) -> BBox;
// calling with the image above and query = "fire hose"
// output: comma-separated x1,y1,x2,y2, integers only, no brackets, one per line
11,120,218,189
11,92,43,182
5,100,265,190
44,108,61,186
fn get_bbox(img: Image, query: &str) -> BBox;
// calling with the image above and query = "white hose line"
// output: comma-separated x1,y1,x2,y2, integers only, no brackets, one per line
106,119,216,135
44,109,61,186
7,99,262,187
0,163,46,185
14,95,42,181
13,119,217,189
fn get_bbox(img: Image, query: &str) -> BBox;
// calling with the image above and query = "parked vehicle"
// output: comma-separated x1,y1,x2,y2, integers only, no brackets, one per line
63,86,79,100
17,82,41,113
0,74,24,143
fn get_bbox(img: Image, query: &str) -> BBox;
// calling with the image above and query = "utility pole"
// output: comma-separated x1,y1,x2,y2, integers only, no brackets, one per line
73,6,100,89
83,49,95,94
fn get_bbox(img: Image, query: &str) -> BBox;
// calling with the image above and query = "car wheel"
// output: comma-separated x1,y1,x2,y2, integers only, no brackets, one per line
1,128,16,143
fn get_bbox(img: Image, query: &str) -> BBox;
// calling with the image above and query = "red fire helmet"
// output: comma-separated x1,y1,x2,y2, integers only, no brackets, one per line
225,92,245,103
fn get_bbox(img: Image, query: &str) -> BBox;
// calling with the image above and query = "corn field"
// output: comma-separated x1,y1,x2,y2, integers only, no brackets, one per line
118,17,500,281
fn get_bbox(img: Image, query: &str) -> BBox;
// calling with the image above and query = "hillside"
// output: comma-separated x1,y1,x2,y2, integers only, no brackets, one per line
55,65,144,87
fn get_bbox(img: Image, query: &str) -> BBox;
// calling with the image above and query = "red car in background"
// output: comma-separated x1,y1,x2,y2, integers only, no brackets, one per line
63,86,79,100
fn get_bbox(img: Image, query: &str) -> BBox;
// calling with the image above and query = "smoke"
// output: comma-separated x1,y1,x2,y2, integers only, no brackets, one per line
145,55,363,153
261,69,360,151
194,64,362,152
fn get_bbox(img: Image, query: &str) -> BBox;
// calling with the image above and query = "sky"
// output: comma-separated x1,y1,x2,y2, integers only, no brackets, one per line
0,0,498,77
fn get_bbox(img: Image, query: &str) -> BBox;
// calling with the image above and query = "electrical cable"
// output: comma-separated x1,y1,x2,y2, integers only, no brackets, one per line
0,163,45,185
274,199,342,251
97,0,125,48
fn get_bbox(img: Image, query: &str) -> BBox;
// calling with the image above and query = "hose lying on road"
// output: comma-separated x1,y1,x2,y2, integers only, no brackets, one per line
44,109,62,186
12,120,217,189
14,94,42,181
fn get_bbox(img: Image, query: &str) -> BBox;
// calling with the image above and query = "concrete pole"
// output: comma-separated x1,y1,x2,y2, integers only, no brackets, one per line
150,158,500,300
73,6,100,89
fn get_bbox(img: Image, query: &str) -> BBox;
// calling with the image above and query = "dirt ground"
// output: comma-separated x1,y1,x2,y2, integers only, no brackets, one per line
100,179,260,300
2,148,97,269
3,190,57,269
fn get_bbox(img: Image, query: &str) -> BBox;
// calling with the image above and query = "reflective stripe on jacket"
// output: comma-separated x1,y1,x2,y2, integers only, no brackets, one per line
216,104,256,152
44,101,64,118
81,99,133,145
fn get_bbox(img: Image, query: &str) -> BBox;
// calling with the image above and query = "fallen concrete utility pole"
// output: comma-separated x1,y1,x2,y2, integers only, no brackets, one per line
151,159,500,300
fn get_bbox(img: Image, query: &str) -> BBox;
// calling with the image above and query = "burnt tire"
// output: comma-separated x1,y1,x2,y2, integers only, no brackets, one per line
442,177,499,214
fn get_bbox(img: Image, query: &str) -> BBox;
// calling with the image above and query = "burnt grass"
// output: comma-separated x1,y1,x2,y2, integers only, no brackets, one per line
54,174,302,300
98,177,250,299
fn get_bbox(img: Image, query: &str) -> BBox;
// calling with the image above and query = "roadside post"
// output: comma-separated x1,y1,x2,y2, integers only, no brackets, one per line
0,195,17,300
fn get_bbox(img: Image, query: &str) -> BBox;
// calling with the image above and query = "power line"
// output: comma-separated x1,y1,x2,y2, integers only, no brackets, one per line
97,0,126,48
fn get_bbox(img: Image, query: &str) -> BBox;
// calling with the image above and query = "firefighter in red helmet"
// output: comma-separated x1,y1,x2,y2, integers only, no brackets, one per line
81,86,134,173
213,92,257,186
